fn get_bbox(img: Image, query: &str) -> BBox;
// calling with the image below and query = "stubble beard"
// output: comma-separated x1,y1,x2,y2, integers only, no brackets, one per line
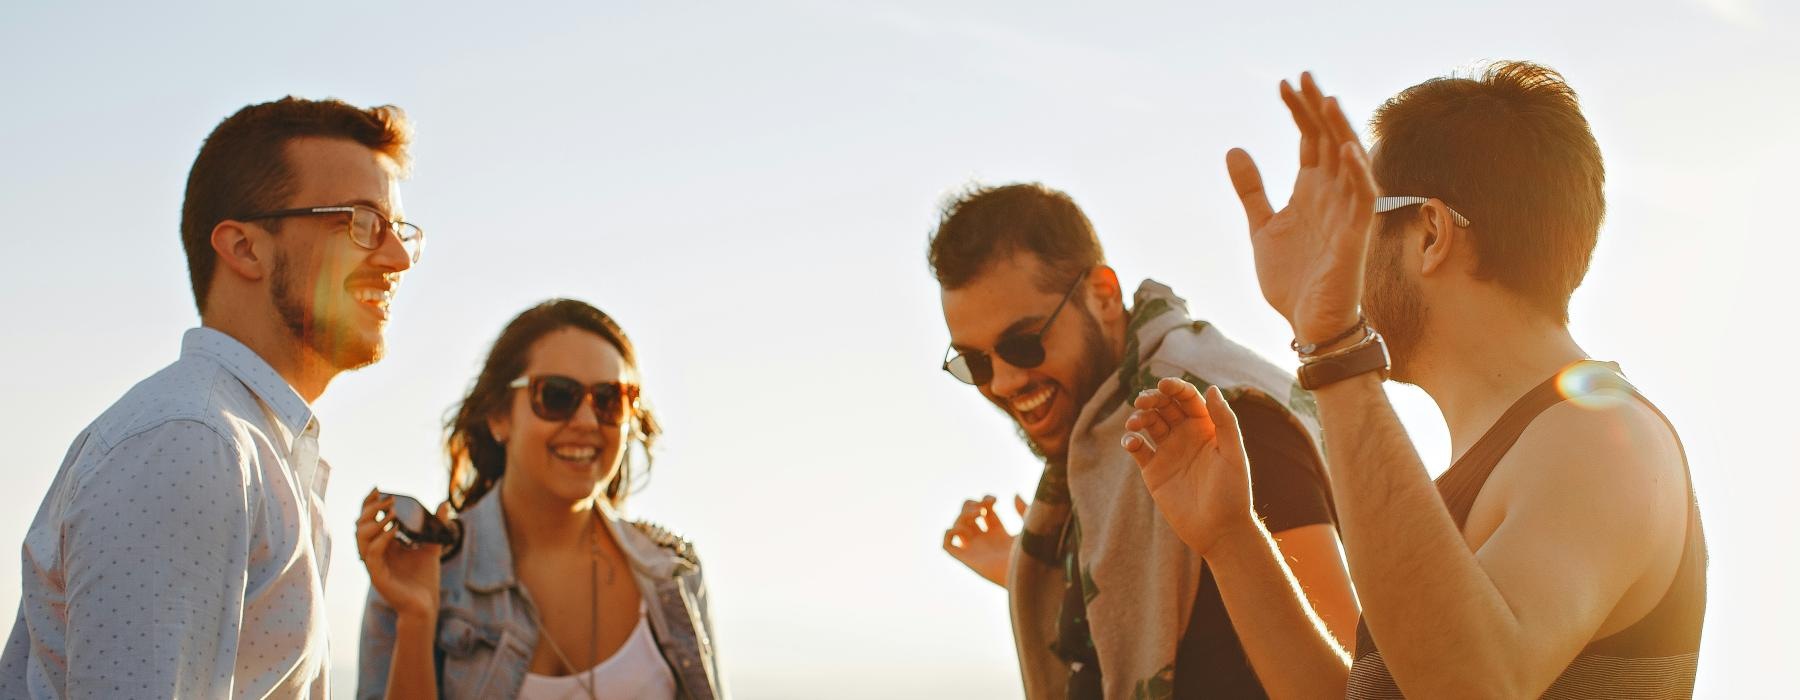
1364,234,1426,384
1006,307,1116,462
271,249,383,373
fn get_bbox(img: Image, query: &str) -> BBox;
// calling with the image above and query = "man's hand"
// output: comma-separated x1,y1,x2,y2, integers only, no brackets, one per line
1229,72,1378,344
1122,379,1257,558
356,488,443,622
942,494,1027,587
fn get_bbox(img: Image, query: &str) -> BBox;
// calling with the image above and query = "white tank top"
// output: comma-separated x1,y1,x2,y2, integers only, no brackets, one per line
517,606,677,700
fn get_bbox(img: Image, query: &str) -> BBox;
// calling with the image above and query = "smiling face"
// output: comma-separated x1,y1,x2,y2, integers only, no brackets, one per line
267,137,412,371
487,327,634,505
941,252,1118,461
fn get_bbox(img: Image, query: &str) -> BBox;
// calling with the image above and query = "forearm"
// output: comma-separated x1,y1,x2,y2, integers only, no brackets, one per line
1313,374,1526,695
1205,521,1349,700
384,612,439,700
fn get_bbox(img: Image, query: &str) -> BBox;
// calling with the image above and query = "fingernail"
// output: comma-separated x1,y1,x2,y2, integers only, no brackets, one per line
1121,434,1137,450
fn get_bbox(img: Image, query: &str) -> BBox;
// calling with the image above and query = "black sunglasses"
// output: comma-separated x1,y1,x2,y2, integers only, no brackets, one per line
942,271,1087,386
507,375,640,424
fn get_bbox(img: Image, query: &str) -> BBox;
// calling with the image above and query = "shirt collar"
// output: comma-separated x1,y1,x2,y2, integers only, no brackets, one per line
458,487,518,594
181,327,317,444
458,483,687,593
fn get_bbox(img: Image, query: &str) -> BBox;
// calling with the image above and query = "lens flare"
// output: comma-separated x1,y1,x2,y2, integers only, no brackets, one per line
1554,361,1632,410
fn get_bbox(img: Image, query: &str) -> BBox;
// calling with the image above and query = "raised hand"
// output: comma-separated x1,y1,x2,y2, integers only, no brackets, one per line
1122,379,1255,558
942,494,1027,586
356,488,444,620
1228,72,1378,344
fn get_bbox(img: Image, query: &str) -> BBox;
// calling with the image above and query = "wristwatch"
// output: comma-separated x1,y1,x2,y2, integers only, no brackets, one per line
1297,331,1391,390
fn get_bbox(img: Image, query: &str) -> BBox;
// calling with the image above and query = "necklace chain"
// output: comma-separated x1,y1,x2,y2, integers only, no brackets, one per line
526,508,604,700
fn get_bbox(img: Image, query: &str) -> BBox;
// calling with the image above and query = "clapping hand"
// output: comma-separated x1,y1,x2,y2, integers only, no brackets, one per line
1122,380,1254,557
1228,72,1378,345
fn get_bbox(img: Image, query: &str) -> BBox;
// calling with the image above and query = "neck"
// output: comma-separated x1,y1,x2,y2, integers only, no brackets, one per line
201,305,336,402
1407,303,1587,462
500,476,599,555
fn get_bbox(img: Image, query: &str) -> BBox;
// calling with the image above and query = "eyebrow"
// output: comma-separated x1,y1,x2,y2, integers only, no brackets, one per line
338,199,399,220
950,314,1047,352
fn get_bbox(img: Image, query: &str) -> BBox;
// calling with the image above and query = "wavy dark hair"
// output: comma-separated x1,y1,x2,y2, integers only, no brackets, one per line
446,299,663,511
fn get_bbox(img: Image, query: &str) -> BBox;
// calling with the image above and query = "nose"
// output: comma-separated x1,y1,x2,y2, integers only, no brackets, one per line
370,224,414,273
567,394,604,429
988,356,1032,398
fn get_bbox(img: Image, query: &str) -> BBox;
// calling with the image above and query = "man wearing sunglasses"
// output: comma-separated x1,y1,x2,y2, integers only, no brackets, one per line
3,97,420,698
1127,65,1704,698
930,183,1355,698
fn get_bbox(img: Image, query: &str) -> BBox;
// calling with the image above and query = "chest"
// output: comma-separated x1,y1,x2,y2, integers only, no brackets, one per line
516,549,645,675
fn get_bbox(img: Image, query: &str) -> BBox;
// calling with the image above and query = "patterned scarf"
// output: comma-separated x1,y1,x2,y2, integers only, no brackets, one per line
1008,280,1322,699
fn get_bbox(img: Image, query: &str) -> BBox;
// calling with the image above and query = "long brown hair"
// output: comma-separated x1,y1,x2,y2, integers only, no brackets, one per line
445,299,663,511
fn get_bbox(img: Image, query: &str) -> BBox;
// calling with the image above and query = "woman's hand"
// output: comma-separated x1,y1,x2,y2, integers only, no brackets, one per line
356,488,444,622
1122,379,1258,558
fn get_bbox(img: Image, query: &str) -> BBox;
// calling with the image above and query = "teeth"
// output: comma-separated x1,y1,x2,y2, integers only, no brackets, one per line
552,446,598,462
351,288,393,305
1013,386,1054,414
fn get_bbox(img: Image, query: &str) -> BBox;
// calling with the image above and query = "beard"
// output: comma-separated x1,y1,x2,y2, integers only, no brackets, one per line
271,249,384,372
1363,232,1426,383
1003,306,1117,461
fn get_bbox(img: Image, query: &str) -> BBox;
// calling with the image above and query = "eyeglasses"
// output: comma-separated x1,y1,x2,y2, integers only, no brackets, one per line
1374,196,1471,227
508,375,640,424
238,204,426,263
942,270,1088,386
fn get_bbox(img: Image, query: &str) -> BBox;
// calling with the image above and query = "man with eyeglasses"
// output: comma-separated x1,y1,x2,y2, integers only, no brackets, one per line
3,97,422,698
1127,64,1705,698
930,183,1355,698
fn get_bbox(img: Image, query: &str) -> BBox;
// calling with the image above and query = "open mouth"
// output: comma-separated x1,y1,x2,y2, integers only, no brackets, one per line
550,444,599,467
349,285,394,317
1012,384,1058,429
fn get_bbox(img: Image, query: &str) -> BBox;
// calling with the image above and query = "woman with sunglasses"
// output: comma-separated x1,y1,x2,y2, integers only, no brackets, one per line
354,299,725,700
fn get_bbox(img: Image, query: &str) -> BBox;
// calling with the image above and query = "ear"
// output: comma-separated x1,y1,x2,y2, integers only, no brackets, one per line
210,220,274,282
486,411,511,445
1416,200,1460,278
1083,265,1125,322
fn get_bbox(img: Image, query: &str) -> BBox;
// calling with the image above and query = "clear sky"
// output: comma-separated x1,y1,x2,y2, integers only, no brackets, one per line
2,1,1793,697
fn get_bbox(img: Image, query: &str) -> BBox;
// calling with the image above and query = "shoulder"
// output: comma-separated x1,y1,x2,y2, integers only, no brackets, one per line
72,417,248,496
87,356,248,454
1484,392,1689,553
1507,393,1686,499
628,519,702,569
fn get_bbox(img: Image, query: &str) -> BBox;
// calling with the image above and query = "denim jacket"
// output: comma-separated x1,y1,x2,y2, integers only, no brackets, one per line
357,485,725,699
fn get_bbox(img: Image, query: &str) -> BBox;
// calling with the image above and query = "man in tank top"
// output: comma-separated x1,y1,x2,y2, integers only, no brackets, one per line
1120,62,1704,698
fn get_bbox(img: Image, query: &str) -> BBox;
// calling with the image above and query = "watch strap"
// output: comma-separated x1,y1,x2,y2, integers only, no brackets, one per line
1297,332,1391,390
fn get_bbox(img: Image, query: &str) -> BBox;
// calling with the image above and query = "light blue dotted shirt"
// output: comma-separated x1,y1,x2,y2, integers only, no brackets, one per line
2,327,333,699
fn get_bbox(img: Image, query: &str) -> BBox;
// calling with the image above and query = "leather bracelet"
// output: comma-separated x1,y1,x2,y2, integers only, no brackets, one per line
1297,330,1390,390
1300,325,1377,363
1292,316,1367,357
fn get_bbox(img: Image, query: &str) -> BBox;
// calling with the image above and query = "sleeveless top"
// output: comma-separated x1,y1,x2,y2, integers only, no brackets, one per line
517,603,678,700
1345,361,1706,699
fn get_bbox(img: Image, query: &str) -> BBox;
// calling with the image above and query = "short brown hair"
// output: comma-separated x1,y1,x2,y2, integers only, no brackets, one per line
928,183,1105,292
1370,61,1604,322
179,97,413,313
